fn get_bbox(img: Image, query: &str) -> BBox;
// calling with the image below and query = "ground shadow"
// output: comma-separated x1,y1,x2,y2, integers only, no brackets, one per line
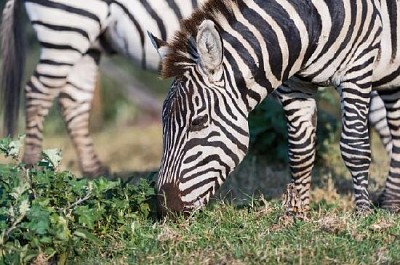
107,152,388,218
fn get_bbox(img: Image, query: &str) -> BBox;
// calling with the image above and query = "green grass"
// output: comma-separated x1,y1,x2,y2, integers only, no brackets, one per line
1,128,397,265
64,129,398,265
70,200,400,265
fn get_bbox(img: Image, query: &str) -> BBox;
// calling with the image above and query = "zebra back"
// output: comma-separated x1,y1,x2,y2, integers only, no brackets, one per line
1,0,25,137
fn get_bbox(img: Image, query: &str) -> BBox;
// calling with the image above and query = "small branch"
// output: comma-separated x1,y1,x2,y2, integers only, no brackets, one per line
4,210,27,239
55,191,92,214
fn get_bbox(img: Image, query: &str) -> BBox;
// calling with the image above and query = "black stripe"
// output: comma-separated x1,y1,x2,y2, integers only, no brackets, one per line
26,0,101,28
373,65,400,88
192,0,199,9
307,0,358,79
181,168,224,185
304,1,346,69
238,1,282,81
34,71,66,79
166,0,183,20
388,0,398,61
31,20,90,40
182,179,216,198
113,2,147,69
140,0,167,40
289,1,322,63
39,41,82,54
264,2,302,81
38,59,73,66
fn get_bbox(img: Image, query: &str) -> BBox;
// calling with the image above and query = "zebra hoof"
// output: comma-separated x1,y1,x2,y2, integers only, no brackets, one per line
377,194,400,213
22,151,41,166
354,201,373,216
354,206,373,216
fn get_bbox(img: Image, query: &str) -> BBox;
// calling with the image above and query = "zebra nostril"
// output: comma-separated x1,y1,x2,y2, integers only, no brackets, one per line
157,183,184,217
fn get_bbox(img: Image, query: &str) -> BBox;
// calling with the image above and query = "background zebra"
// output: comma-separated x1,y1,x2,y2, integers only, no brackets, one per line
0,0,201,177
369,91,392,155
152,0,400,215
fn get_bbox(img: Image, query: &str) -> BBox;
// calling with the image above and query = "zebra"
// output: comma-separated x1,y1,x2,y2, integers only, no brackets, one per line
0,0,201,177
150,0,400,215
0,0,390,180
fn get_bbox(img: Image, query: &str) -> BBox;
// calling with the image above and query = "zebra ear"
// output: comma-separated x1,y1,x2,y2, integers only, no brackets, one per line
148,31,170,59
196,20,223,77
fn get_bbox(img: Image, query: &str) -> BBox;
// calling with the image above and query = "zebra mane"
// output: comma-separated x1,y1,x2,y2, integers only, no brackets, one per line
161,0,235,79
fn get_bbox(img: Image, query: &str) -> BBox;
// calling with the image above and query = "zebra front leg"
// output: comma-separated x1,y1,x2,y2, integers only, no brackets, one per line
277,81,318,214
377,88,400,212
339,84,372,212
59,50,109,178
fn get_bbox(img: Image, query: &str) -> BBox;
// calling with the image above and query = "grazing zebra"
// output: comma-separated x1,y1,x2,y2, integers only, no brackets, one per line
0,0,201,177
0,0,390,180
151,0,400,214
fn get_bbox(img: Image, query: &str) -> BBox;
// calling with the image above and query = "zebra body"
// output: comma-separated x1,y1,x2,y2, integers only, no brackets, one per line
153,0,400,214
1,0,201,177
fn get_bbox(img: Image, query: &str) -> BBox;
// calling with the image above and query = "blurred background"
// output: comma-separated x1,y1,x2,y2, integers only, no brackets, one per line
0,1,390,207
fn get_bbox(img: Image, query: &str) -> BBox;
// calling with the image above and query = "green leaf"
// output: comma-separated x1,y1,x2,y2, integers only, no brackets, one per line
50,214,71,242
74,206,99,229
18,199,30,217
7,136,25,159
73,229,101,245
27,204,50,235
42,148,63,169
10,182,31,200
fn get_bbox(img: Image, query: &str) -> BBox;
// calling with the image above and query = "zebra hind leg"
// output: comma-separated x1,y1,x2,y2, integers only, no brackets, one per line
277,81,318,216
369,91,392,155
59,49,109,178
376,88,400,212
23,58,81,167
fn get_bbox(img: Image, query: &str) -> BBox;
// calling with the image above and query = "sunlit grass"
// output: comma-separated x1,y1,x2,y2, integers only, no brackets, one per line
70,198,400,265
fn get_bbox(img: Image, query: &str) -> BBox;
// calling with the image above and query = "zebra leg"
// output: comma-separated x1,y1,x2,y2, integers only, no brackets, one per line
369,91,392,155
23,55,83,166
339,84,372,212
277,80,318,213
376,88,400,212
59,49,109,178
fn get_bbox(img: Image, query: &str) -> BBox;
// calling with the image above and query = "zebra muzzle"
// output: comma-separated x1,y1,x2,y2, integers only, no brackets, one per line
157,183,185,217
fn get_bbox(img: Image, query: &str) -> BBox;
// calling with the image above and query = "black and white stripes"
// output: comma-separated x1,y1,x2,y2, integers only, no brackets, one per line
1,0,201,177
153,0,400,214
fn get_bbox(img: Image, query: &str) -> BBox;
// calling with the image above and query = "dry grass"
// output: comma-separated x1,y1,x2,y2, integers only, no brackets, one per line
42,123,163,176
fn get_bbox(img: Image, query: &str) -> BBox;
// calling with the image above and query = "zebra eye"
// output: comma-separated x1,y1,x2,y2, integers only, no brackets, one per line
191,115,208,131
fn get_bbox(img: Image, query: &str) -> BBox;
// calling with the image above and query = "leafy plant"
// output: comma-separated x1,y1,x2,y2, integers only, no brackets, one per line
0,137,156,264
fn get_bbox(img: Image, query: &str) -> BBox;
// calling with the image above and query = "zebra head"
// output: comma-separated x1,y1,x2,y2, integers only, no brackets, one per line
149,20,250,215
